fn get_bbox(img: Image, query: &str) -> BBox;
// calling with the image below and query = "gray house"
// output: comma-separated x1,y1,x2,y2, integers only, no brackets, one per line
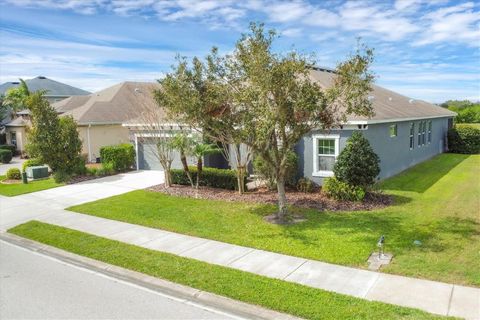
297,68,455,185
124,68,455,184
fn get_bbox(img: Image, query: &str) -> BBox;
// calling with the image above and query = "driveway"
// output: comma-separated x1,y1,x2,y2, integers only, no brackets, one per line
0,157,26,175
0,170,164,231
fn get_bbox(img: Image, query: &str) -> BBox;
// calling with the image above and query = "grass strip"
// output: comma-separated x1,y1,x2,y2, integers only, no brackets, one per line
9,221,450,320
0,175,63,196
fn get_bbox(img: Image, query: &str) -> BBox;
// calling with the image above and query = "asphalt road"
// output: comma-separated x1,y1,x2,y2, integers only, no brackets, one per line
0,241,244,319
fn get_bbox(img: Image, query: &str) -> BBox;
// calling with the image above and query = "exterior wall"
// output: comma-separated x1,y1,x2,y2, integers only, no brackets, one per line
5,126,27,153
78,124,130,162
297,117,451,185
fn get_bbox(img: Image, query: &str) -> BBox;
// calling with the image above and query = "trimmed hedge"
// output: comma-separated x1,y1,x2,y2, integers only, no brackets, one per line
6,168,21,180
322,177,366,202
448,125,480,154
100,143,135,171
0,149,12,164
22,158,44,172
0,144,16,156
171,166,245,190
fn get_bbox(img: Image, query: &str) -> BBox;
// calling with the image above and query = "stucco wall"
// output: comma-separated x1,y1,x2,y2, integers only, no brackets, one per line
297,117,451,185
78,124,130,162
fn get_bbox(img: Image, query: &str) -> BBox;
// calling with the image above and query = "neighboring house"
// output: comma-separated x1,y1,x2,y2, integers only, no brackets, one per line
1,76,90,153
124,68,456,184
52,82,159,162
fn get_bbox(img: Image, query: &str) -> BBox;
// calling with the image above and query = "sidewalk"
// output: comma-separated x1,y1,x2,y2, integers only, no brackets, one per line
1,171,478,319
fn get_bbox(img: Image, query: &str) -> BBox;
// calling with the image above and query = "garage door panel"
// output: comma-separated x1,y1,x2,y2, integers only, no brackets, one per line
138,143,195,170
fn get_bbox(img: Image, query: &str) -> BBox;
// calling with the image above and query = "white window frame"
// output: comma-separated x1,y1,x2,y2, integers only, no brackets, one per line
427,121,432,144
312,134,340,177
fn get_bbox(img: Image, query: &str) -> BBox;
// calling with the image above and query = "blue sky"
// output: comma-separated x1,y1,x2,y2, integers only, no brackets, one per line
0,0,479,103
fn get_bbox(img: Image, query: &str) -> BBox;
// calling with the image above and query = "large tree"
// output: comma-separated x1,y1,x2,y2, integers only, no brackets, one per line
156,23,375,222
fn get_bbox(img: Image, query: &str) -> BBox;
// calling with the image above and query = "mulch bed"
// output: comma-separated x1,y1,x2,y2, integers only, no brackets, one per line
66,175,99,184
1,179,22,184
148,184,392,212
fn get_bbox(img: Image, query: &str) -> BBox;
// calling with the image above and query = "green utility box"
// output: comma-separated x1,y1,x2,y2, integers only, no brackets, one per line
26,165,49,180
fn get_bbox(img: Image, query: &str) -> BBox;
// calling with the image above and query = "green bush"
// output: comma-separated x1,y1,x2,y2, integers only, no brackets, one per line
322,177,366,202
254,150,298,190
96,163,115,176
86,167,98,176
53,170,72,183
100,143,135,172
334,132,380,188
22,158,43,172
296,178,315,193
171,166,244,190
448,126,480,154
6,168,21,180
0,149,12,164
0,144,16,156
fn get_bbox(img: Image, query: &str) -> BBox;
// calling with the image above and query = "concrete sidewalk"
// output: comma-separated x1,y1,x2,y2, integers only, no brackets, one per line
1,170,478,319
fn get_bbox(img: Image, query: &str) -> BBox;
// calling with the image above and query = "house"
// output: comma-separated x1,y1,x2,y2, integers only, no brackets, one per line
124,68,456,184
51,81,159,162
1,76,90,153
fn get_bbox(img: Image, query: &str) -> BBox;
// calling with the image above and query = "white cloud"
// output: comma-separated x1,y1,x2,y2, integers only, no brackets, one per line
281,28,302,37
265,1,310,22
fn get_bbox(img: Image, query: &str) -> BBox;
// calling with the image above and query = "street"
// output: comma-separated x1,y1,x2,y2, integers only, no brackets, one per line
0,240,243,319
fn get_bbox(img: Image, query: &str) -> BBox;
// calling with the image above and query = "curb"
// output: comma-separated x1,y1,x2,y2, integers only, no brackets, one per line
0,232,301,320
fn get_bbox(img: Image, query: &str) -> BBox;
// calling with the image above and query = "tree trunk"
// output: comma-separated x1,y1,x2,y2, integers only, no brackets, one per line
276,176,289,222
180,151,194,187
237,165,245,194
196,157,203,190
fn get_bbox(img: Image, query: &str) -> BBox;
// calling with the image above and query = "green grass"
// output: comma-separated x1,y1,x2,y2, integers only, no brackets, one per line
68,154,480,286
9,221,448,320
0,175,63,196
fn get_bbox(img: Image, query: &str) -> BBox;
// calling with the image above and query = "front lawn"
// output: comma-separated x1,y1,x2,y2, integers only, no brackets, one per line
9,221,446,320
68,154,480,286
0,175,64,196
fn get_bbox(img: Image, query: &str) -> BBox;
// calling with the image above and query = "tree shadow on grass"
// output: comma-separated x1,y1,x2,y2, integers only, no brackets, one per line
378,154,470,193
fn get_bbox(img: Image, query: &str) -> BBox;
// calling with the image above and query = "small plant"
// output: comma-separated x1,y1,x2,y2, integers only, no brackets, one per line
97,162,115,176
0,149,12,164
6,168,21,180
323,177,366,202
22,158,43,172
86,167,98,176
0,144,16,156
296,178,315,193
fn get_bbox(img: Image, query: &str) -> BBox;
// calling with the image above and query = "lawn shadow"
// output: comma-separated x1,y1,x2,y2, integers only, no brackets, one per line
378,154,470,193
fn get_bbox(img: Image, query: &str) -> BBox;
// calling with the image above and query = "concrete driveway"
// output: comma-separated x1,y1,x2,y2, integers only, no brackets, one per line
0,170,164,230
0,157,26,175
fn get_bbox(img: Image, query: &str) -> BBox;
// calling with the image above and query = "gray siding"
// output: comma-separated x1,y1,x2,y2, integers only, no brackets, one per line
297,117,451,185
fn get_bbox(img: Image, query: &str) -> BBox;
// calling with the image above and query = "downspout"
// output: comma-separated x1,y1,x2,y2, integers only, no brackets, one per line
135,134,139,171
87,124,92,162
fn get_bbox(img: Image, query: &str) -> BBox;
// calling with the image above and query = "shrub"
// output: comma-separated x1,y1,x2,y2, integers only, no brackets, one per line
0,144,16,156
6,168,21,180
86,167,98,176
322,177,365,202
53,170,71,183
0,149,12,164
296,178,315,193
100,143,135,172
22,158,43,172
171,166,244,190
448,125,480,154
334,132,380,188
96,163,115,176
254,150,298,190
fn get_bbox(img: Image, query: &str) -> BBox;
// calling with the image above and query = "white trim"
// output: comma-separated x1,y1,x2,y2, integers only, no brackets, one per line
134,134,139,171
87,124,92,162
346,114,454,125
312,134,340,177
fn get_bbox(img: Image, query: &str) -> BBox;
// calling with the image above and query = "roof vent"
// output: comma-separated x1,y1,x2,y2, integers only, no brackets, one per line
367,95,375,101
134,88,142,93
11,81,19,84
409,99,414,104
37,76,46,79
388,97,393,101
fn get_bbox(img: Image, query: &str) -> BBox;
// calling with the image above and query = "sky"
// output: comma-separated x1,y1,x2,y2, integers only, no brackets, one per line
0,0,479,103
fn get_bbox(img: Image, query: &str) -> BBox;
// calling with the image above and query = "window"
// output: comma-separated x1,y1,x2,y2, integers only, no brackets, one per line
389,124,397,137
422,121,426,145
409,123,415,150
427,121,432,144
418,122,422,146
313,135,339,177
10,131,17,147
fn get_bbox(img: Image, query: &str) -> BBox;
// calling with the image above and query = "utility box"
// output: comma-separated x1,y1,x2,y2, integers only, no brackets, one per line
26,166,49,180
